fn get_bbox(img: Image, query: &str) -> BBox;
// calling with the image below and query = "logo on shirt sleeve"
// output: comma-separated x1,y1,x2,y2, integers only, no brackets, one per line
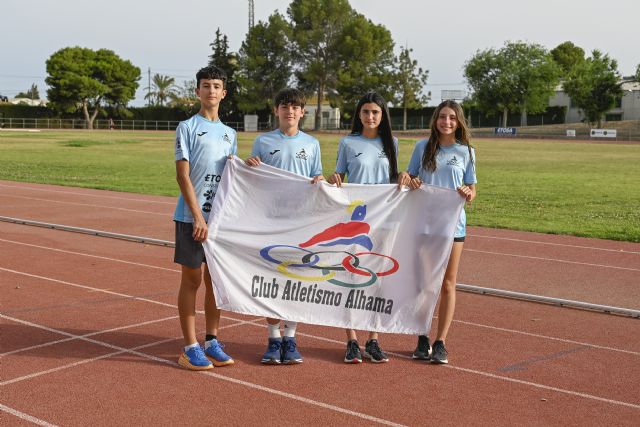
223,133,232,144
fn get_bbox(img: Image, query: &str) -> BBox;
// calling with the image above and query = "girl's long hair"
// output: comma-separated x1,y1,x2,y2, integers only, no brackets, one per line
351,92,398,182
421,100,473,172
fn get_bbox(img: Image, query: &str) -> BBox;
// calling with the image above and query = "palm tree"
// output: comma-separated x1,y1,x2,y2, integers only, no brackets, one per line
145,74,176,106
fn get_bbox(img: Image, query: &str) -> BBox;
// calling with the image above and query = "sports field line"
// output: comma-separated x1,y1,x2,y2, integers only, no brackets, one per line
0,403,57,427
0,182,174,205
0,238,179,272
0,315,178,357
0,314,406,427
1,265,637,356
468,234,640,255
0,194,167,216
4,308,639,412
465,248,640,272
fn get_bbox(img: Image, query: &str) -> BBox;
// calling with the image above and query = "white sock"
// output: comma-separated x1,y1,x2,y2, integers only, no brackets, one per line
267,322,281,339
184,342,199,352
283,321,297,337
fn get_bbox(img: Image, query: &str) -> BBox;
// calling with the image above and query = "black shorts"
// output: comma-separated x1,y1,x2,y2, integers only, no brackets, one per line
454,236,466,243
174,221,206,269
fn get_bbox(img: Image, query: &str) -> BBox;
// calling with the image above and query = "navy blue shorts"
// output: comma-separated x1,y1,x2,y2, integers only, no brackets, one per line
174,221,206,269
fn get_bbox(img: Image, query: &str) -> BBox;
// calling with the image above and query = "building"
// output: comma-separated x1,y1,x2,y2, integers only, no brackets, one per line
300,103,341,130
549,78,640,123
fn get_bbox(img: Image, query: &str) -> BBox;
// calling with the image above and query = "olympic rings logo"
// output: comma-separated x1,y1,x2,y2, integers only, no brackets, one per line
259,245,399,288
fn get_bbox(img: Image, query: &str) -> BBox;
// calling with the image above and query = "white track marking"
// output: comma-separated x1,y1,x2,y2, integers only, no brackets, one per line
464,248,640,272
0,316,178,357
0,404,57,427
0,238,178,272
0,182,174,205
0,314,405,426
1,267,637,356
468,233,640,255
452,319,640,356
0,194,167,216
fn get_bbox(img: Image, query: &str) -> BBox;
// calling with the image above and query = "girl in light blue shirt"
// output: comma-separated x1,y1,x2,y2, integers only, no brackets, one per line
328,92,398,364
399,100,477,365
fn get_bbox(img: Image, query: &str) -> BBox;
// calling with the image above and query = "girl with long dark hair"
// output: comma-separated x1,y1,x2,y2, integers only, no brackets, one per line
328,92,398,363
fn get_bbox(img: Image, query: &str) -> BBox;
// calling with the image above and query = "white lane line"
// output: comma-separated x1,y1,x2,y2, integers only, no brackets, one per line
2,266,637,356
0,238,178,272
0,314,405,427
452,319,640,356
0,194,168,216
4,310,638,412
0,403,58,427
294,334,640,409
2,267,639,410
465,248,640,272
0,183,174,205
468,234,640,255
0,315,178,357
0,267,177,309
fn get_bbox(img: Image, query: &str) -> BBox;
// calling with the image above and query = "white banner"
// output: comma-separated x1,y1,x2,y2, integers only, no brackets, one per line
204,157,464,335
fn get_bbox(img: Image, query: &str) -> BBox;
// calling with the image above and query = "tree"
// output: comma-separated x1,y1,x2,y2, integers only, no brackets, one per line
391,46,429,130
46,47,140,129
144,74,176,106
288,0,354,130
464,41,560,126
16,83,40,100
209,28,240,120
237,13,293,115
635,64,640,82
563,50,623,127
334,13,396,117
169,79,198,111
551,41,585,75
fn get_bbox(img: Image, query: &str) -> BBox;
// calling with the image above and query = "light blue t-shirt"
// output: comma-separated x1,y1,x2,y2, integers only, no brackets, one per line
335,134,398,184
173,114,238,223
251,129,323,177
407,139,477,237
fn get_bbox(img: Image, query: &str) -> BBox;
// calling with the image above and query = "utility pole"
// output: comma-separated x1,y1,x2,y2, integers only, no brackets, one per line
147,67,151,106
248,0,255,31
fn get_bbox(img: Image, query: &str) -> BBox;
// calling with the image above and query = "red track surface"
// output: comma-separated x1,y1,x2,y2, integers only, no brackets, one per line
1,180,639,426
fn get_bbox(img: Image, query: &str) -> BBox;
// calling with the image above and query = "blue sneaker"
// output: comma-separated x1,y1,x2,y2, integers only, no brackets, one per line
261,338,282,365
204,339,234,367
282,337,303,364
178,345,213,371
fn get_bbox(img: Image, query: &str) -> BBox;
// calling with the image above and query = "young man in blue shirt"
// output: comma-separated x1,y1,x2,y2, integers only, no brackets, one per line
174,66,237,370
245,88,324,364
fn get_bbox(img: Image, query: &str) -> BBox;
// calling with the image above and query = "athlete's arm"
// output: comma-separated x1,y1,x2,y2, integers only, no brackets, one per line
311,175,325,184
176,160,208,242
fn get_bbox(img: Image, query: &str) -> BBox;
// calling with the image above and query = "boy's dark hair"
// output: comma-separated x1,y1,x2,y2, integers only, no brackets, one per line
196,65,227,88
274,88,305,108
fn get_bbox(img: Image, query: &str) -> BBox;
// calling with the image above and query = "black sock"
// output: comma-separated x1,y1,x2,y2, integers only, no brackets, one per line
205,334,217,342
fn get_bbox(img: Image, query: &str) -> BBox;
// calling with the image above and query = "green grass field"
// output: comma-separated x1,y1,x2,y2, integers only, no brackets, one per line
1,129,639,242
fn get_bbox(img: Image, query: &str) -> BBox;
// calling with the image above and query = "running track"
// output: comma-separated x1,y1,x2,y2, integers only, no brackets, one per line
1,180,638,426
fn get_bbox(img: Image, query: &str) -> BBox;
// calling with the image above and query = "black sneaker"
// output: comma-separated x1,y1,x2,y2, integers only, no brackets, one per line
412,335,431,360
344,340,362,364
430,340,448,364
364,339,389,363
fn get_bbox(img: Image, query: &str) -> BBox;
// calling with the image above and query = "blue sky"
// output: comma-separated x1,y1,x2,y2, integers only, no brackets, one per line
2,0,638,106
